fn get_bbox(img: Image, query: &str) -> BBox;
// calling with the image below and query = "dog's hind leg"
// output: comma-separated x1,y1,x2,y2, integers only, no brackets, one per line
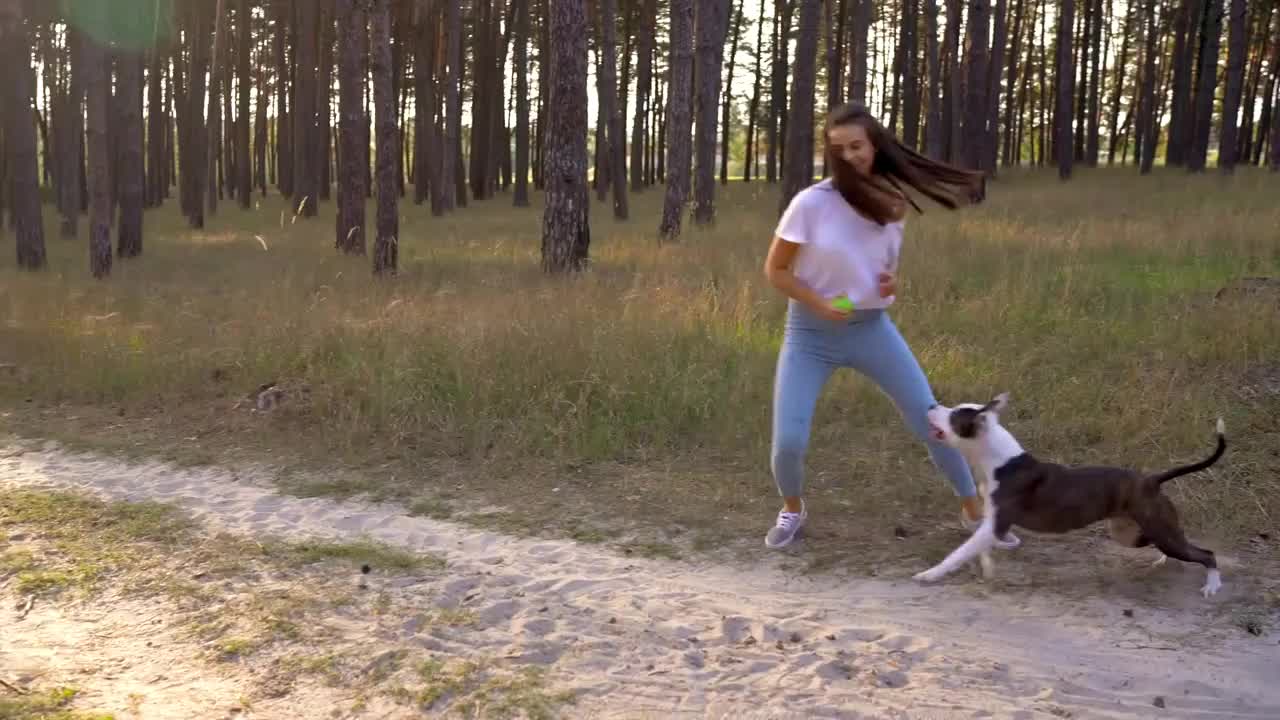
1137,500,1221,597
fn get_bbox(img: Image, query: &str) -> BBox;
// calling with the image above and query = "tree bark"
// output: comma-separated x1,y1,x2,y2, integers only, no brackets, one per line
692,0,730,225
848,0,871,105
943,0,963,162
986,0,1008,171
598,0,630,219
1055,0,1076,179
186,2,210,228
659,0,695,241
744,0,766,181
117,52,144,258
1085,0,1104,165
318,0,334,202
147,47,166,208
85,35,112,278
1187,0,1223,171
541,0,590,272
512,0,531,206
274,0,292,196
441,0,461,210
963,0,991,170
1166,0,1199,166
630,0,655,191
1106,0,1135,164
292,0,318,213
207,0,227,216
236,0,252,208
721,0,745,184
924,0,944,159
1138,0,1160,173
1218,0,1246,172
60,27,85,235
780,0,820,214
371,0,397,275
336,0,366,254
900,0,921,150
2,1,46,268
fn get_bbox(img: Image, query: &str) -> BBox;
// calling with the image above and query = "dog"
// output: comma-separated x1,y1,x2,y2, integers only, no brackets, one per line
912,393,1227,597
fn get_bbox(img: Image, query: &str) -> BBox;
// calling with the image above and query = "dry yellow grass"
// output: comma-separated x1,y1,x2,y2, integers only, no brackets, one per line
2,167,1278,560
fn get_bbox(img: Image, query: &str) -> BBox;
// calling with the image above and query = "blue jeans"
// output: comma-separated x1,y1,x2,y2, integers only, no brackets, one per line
770,299,977,499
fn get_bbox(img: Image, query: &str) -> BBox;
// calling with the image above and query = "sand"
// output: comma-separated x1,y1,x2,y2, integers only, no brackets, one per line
3,440,1278,719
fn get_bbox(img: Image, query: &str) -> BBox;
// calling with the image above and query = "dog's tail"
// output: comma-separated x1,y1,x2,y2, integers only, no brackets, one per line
1147,418,1227,486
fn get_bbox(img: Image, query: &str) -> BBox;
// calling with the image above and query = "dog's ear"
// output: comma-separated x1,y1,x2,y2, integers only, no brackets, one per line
982,392,1010,415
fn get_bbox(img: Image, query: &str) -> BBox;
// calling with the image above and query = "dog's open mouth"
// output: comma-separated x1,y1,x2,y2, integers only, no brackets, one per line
929,424,946,441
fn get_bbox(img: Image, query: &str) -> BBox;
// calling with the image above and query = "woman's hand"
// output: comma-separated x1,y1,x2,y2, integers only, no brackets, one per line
811,301,852,322
877,272,897,298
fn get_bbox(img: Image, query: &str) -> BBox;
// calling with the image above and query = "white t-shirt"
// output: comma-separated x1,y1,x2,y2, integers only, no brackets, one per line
773,178,904,311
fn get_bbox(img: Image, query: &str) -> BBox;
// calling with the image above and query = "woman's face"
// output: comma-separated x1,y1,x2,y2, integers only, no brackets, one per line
828,122,876,177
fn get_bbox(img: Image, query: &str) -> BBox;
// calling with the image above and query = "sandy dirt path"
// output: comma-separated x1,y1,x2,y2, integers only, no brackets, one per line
3,441,1278,719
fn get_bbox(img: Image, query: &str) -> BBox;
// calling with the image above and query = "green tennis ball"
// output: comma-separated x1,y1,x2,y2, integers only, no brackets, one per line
830,296,855,312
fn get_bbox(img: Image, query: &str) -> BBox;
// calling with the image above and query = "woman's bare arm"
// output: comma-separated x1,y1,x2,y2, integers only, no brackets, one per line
763,237,849,320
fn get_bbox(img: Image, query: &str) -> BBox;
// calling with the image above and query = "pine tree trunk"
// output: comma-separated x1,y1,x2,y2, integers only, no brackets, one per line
943,0,963,162
659,0,694,241
85,34,112,278
117,52,144,259
336,0,366,254
1266,9,1280,169
2,1,45,269
541,0,590,272
780,0,820,214
514,0,531,206
721,0,745,184
1166,0,1198,166
236,0,252,208
292,0,318,213
318,1,334,201
630,0,655,191
849,0,871,105
986,0,1008,171
1217,0,1246,172
692,0,730,225
1187,0,1222,171
744,0,766,181
274,0,292,196
1106,0,1134,164
187,3,210,229
766,1,785,183
255,60,268,198
60,27,85,235
207,0,227,216
924,0,944,159
1003,0,1027,166
1138,0,1160,173
1055,0,1076,179
901,0,921,150
370,0,397,275
596,0,629,219
441,0,461,210
1085,0,1104,165
148,48,166,207
962,0,990,170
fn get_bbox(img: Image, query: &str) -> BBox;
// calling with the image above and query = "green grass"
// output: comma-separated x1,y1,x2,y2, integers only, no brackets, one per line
0,687,115,720
3,167,1278,563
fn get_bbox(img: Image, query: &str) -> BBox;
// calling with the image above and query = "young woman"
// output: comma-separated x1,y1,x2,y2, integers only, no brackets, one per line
762,102,1020,551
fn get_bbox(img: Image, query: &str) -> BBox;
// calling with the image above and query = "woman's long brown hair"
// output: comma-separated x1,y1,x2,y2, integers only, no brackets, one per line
824,102,987,225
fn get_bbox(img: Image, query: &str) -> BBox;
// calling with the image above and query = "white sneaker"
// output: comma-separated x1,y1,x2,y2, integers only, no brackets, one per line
961,510,1021,550
766,501,807,548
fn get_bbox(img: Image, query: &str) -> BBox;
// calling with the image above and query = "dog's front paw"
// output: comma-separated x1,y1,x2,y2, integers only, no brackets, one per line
1201,570,1223,598
913,569,943,583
